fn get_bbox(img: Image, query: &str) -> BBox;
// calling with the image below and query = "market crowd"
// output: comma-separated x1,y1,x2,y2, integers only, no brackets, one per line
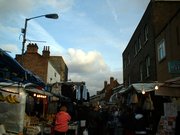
54,103,157,135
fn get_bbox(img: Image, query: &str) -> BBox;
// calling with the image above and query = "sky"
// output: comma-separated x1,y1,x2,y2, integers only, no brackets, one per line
0,0,150,96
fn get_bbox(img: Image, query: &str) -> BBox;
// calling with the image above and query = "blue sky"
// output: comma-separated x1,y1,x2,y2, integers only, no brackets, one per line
0,0,150,95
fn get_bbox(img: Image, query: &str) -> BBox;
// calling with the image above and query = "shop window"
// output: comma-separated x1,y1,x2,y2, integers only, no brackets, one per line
157,39,166,61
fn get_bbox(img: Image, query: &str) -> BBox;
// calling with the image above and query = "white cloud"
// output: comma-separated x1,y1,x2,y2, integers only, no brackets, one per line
66,48,109,73
0,44,19,54
64,48,122,95
45,0,75,12
0,0,33,14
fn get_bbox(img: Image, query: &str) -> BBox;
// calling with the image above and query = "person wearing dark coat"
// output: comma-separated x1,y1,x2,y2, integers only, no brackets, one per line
175,111,180,135
86,105,102,135
134,107,147,135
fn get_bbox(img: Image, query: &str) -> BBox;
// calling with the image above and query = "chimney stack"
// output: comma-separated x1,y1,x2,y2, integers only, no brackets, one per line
110,77,114,85
42,46,50,58
26,43,38,53
104,81,107,88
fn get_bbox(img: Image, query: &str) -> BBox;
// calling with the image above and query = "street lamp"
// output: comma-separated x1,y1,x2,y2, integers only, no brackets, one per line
21,13,58,64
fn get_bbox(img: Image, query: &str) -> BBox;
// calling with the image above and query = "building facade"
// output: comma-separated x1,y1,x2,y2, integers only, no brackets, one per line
154,1,180,96
15,43,68,84
123,0,180,89
122,1,180,133
123,1,156,87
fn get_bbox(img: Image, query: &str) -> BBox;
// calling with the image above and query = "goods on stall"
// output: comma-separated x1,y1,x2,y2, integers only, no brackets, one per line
26,126,41,135
156,116,176,135
6,94,20,104
0,87,26,134
0,124,6,135
131,93,138,103
0,92,20,104
143,94,154,110
0,92,5,102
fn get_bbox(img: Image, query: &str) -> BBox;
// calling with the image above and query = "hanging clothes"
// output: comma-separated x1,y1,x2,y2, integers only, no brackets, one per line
143,94,154,111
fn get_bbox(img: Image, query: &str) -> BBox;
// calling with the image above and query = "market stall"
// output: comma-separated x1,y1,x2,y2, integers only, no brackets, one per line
0,83,26,134
0,48,58,134
155,78,180,135
0,82,58,135
24,85,59,135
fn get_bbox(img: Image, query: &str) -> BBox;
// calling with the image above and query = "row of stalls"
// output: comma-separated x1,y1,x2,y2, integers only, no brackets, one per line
110,82,180,135
0,49,59,135
0,48,90,135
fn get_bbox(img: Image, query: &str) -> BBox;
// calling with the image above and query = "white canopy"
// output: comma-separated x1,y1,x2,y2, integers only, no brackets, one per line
131,83,157,93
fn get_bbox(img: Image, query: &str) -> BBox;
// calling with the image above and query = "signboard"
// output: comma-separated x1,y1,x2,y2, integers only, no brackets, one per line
168,61,180,73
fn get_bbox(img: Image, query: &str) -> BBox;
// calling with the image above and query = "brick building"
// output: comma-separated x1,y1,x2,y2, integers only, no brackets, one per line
15,43,68,84
154,1,180,96
122,1,180,133
94,77,120,102
123,0,180,88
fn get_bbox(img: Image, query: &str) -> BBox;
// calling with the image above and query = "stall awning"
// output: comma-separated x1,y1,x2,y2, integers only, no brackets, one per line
109,87,127,102
155,86,180,97
118,87,129,93
155,77,180,97
109,83,157,102
131,83,157,93
0,49,45,88
26,88,52,96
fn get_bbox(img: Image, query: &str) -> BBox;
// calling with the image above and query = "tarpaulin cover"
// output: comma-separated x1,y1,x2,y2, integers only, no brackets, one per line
0,49,45,87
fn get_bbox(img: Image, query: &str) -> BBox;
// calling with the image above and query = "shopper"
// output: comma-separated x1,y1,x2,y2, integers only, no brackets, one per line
54,105,71,135
134,107,147,135
86,105,102,135
175,111,180,135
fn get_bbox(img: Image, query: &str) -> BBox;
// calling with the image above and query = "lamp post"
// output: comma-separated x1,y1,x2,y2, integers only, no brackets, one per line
21,13,58,65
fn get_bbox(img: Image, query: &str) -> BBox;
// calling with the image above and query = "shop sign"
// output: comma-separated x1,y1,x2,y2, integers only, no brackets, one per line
168,61,180,73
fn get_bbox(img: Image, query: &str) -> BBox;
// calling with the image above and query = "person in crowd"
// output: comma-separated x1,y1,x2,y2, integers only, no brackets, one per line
120,106,135,135
99,106,109,135
175,111,180,135
107,107,116,135
86,105,102,135
54,105,71,135
134,107,147,135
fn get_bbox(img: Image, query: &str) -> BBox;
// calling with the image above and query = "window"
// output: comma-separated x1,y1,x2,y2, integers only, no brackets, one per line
138,36,142,51
139,63,143,81
176,26,180,45
128,75,131,86
158,39,166,61
145,56,150,77
144,25,149,42
134,36,141,56
134,42,137,56
128,54,130,65
124,59,127,69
